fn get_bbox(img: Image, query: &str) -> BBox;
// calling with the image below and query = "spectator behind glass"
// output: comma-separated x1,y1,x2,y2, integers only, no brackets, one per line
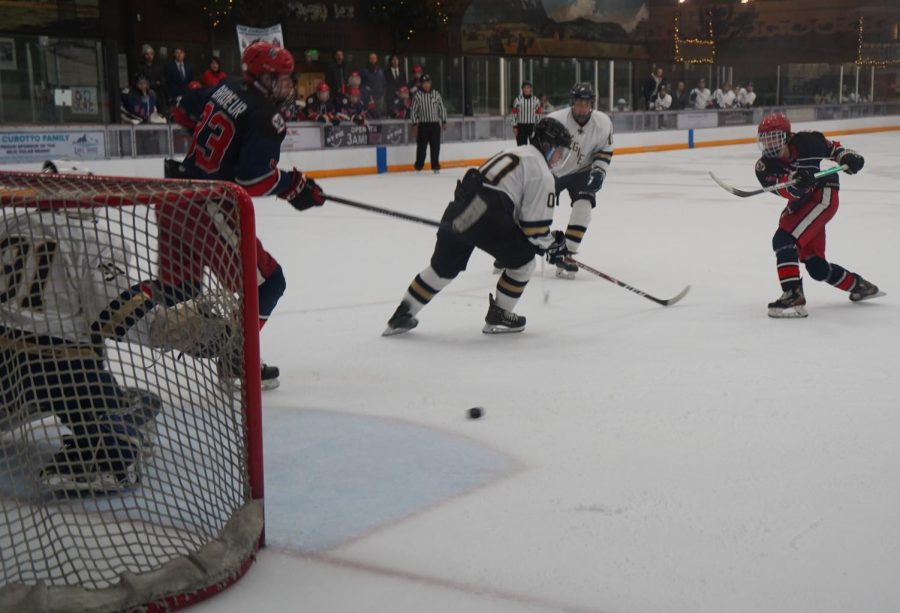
740,82,757,107
201,56,227,87
690,78,712,109
650,84,672,111
385,54,406,107
326,49,348,95
671,79,689,110
121,75,158,124
714,81,736,108
348,70,377,118
641,67,666,110
136,44,166,112
614,98,631,112
390,85,412,119
361,52,386,118
539,94,555,112
165,47,194,103
408,64,424,96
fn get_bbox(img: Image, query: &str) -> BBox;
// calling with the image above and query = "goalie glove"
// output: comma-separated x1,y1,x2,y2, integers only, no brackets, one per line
148,299,233,359
836,149,864,174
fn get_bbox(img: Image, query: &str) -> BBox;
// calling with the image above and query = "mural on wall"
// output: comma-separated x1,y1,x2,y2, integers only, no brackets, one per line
462,0,650,59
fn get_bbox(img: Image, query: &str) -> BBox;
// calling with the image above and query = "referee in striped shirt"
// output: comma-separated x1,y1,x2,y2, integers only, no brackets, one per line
410,74,447,173
511,81,542,146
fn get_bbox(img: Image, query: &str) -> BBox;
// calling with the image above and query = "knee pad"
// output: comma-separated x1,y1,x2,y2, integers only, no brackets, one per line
258,265,286,318
804,256,830,281
772,229,795,253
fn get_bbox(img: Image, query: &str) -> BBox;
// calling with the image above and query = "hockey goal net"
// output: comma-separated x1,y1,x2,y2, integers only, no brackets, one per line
0,170,263,612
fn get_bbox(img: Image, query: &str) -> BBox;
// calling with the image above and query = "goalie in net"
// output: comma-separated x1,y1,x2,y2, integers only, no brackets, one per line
0,201,227,493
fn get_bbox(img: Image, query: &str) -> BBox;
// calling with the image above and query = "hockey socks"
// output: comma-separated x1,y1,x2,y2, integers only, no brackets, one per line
775,244,802,292
564,199,592,253
493,260,534,312
403,267,453,316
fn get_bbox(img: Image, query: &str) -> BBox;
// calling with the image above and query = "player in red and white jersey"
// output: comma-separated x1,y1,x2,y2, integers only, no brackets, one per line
169,41,326,387
755,112,882,318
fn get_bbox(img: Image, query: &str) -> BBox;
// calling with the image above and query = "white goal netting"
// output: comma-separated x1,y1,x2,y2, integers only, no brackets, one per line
0,171,263,612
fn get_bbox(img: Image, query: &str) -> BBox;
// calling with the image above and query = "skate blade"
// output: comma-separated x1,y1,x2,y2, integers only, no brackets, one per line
382,324,415,337
851,290,886,303
555,269,576,280
768,305,808,318
261,378,281,391
482,324,525,334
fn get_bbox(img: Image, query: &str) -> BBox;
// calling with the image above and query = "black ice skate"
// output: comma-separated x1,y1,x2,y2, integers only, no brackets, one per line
555,257,579,280
767,287,808,318
483,293,526,334
383,301,419,336
217,353,281,390
849,276,885,302
261,363,280,390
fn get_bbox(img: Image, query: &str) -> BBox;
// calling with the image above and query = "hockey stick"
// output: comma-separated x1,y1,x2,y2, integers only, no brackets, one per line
327,194,441,228
709,164,847,198
567,257,690,307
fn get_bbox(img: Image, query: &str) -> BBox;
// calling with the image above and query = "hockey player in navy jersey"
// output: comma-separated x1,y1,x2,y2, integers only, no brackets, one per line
169,41,326,387
383,118,574,336
755,112,881,318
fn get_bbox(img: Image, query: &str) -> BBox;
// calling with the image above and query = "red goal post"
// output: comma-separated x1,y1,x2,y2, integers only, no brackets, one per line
0,171,263,611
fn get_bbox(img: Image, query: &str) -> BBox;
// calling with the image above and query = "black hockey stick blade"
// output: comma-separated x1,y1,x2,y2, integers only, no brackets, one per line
569,258,690,307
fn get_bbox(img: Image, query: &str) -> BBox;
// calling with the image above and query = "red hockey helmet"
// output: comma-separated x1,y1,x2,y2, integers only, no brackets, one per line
757,112,791,158
348,87,361,97
241,41,295,102
187,80,202,91
412,64,423,74
316,82,330,93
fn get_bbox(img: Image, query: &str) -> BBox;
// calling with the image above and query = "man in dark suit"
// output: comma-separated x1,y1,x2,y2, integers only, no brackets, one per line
385,54,406,108
326,49,348,96
164,47,195,103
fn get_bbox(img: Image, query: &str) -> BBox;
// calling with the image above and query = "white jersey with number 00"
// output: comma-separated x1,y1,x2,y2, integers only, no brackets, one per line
546,107,614,178
0,210,142,344
478,144,557,251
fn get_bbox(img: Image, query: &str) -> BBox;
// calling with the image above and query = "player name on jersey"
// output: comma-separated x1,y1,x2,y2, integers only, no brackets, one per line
211,86,249,118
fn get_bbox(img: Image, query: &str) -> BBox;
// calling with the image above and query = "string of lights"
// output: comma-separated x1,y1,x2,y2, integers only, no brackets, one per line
856,16,900,67
673,14,716,64
203,0,235,28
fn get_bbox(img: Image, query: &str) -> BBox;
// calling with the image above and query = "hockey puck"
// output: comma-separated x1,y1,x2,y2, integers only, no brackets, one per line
467,407,483,419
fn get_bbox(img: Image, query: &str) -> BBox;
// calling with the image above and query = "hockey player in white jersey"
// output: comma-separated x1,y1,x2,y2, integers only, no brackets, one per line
546,82,614,279
383,117,573,335
0,205,217,493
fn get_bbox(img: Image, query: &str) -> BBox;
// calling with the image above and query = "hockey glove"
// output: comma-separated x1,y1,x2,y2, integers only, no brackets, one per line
584,164,606,193
836,149,864,174
283,171,326,211
789,168,817,192
454,168,484,202
544,230,569,266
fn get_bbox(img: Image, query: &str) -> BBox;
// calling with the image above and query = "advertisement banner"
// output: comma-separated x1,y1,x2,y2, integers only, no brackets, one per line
717,110,755,127
324,124,377,148
0,130,106,162
236,24,284,53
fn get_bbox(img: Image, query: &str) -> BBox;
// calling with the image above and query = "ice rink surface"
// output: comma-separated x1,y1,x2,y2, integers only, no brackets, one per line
195,132,900,613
